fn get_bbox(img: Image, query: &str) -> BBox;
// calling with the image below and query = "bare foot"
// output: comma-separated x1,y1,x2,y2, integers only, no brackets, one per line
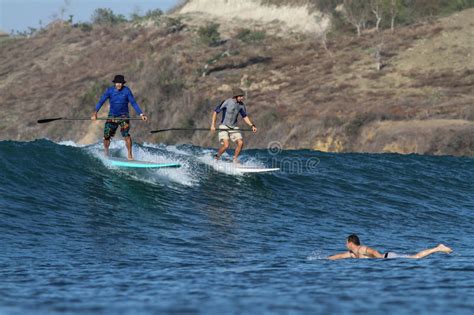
128,156,134,161
437,244,453,253
233,159,241,165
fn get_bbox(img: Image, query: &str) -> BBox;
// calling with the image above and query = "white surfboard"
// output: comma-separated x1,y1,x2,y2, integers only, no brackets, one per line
107,157,181,169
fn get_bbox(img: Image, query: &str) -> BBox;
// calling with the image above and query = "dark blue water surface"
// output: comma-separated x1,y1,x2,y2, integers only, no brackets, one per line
0,139,473,315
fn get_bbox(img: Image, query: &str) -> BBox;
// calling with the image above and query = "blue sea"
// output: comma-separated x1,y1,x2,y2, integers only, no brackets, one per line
0,139,473,315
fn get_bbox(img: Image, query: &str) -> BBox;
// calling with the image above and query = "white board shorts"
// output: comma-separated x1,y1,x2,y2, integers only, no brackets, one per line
384,252,408,259
218,125,243,143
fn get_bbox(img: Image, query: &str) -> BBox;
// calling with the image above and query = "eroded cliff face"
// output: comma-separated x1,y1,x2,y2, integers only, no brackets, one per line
0,7,473,156
312,120,473,156
179,0,330,34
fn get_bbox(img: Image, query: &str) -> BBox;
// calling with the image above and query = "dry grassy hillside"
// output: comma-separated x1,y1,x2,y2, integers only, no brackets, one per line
0,6,473,156
178,0,329,33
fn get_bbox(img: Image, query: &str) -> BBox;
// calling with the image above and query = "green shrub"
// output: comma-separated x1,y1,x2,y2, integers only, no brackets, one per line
439,0,474,13
395,0,474,25
162,17,185,33
73,22,92,32
143,8,163,19
198,22,221,46
130,8,163,23
236,28,266,43
91,8,127,25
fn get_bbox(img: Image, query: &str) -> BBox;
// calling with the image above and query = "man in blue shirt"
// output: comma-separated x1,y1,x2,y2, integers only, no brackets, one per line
211,88,257,163
91,75,147,160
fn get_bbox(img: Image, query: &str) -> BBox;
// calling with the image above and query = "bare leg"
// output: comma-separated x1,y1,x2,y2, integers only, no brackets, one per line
104,138,111,157
408,244,453,259
216,139,229,160
125,136,133,160
233,139,244,163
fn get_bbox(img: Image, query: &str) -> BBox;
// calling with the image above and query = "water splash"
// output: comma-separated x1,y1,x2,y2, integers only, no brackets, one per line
306,250,326,261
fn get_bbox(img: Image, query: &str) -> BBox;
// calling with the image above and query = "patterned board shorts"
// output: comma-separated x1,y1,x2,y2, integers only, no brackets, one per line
104,117,130,140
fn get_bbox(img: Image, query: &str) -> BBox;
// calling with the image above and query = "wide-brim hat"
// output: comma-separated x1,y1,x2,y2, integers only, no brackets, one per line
232,88,245,97
112,75,126,84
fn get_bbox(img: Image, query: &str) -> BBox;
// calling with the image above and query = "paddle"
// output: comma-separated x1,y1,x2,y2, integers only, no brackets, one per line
37,117,144,124
150,128,253,134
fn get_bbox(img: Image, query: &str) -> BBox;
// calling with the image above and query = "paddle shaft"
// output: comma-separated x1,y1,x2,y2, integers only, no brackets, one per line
150,128,253,134
37,117,143,124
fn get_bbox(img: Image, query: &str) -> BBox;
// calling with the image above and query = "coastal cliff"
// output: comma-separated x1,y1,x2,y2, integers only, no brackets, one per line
1,1,472,155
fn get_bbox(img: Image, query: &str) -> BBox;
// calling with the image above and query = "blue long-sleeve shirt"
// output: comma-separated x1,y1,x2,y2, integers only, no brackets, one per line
95,86,143,117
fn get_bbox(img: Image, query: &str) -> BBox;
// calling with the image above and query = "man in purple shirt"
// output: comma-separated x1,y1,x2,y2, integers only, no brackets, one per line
211,88,257,163
91,75,147,160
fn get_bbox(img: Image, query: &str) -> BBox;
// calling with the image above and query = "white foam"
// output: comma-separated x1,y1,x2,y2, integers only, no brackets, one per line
306,250,326,261
56,140,273,184
133,146,197,187
198,153,266,176
86,141,197,187
57,140,86,147
142,142,167,150
163,145,193,156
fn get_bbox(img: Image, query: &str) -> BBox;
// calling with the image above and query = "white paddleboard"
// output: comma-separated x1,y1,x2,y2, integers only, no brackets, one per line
212,161,279,174
234,165,280,173
108,157,181,169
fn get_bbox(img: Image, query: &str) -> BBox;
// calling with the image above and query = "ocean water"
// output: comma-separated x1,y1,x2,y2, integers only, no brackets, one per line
0,139,473,315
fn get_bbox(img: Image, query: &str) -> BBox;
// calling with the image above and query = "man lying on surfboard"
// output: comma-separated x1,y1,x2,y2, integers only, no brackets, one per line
328,234,452,260
91,75,147,160
211,88,257,164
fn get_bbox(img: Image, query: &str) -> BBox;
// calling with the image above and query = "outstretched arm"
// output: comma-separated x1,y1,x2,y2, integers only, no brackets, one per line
92,88,110,119
127,89,147,121
328,252,352,260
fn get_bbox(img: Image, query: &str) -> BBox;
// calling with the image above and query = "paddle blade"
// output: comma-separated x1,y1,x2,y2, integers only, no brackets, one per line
37,117,63,124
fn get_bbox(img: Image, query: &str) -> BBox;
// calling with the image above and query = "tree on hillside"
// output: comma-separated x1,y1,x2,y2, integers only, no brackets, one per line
387,0,402,32
314,15,333,56
408,0,442,17
373,39,384,71
369,0,384,31
342,0,371,37
312,0,344,56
